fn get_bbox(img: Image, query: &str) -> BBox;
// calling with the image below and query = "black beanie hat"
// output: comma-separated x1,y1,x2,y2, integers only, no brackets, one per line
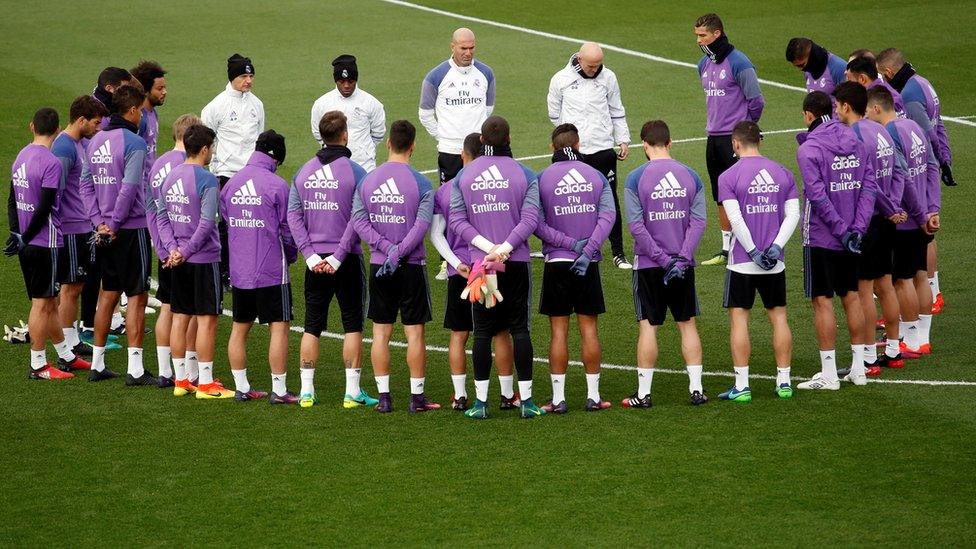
332,54,358,82
255,130,286,164
228,53,255,81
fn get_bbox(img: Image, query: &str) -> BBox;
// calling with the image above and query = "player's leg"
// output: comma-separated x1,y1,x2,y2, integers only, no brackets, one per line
798,247,841,390
623,319,657,408
170,311,193,396
153,260,174,386
123,291,152,385
27,295,73,380
58,283,84,352
914,269,934,354
723,307,752,402
767,306,794,398
839,289,867,384
543,315,570,414
702,136,735,266
90,288,121,379
185,317,199,383
448,330,469,408
578,314,608,410
228,320,258,398
503,262,543,418
405,323,438,412
192,262,230,399
400,264,437,412
677,317,705,405
927,239,942,314
371,322,394,412
873,275,903,369
339,256,374,407
494,334,518,407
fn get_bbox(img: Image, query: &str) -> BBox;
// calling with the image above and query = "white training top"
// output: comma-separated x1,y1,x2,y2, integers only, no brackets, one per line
201,83,265,178
310,86,386,172
419,57,496,155
547,55,630,155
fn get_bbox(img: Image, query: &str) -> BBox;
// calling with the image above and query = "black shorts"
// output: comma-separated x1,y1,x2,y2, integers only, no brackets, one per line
57,232,94,284
858,216,895,280
633,267,699,325
892,229,928,281
472,261,532,338
803,246,858,298
539,261,606,316
368,263,432,325
304,255,366,336
438,153,463,185
723,270,787,310
171,262,222,316
156,259,172,304
233,284,293,324
705,134,737,203
100,227,151,296
19,245,59,299
444,274,473,332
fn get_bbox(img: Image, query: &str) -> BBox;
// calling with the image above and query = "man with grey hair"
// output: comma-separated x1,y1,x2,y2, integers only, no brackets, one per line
548,42,632,269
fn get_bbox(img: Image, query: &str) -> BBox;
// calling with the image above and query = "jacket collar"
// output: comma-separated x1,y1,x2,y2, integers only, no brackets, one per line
247,151,278,172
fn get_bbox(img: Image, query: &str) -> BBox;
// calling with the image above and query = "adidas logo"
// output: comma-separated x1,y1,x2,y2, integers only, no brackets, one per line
554,168,593,195
11,163,28,188
90,140,113,164
876,133,894,159
650,171,687,199
370,178,405,204
909,131,926,159
830,154,860,170
151,162,172,189
471,164,509,190
165,178,190,205
747,169,780,194
231,179,262,205
303,165,340,190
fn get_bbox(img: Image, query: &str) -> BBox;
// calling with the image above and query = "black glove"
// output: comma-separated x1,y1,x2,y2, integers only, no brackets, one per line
3,233,25,256
941,163,956,187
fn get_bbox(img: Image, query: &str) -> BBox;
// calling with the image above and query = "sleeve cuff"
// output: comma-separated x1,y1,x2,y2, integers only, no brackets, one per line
497,241,514,255
306,253,323,271
472,235,494,253
325,255,341,270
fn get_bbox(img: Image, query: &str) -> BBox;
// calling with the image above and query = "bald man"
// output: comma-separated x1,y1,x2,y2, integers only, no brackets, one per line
548,42,632,269
419,28,496,185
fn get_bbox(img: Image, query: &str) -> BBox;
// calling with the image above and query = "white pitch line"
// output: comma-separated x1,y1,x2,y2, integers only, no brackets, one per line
220,309,976,388
378,0,975,128
418,127,807,174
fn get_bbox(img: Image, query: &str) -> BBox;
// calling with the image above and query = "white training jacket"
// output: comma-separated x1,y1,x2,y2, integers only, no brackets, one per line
547,55,630,155
310,86,386,171
419,57,496,155
201,83,265,178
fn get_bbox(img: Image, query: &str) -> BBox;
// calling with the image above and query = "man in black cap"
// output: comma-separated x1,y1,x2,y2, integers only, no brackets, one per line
310,54,386,171
202,53,265,287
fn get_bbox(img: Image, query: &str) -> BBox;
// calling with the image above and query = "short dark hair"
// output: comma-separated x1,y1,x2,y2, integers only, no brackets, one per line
846,56,878,80
183,124,216,156
695,13,723,33
32,108,59,136
551,123,579,150
640,120,670,147
731,121,761,146
848,48,875,61
802,91,833,118
130,60,166,92
318,111,347,144
876,48,904,68
111,85,145,114
866,86,895,112
785,37,812,62
68,95,109,123
480,115,510,147
388,120,416,153
462,132,482,160
832,81,868,116
97,67,131,89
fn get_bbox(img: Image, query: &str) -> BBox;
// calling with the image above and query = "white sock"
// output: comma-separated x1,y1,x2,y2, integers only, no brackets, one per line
54,339,75,361
517,380,533,400
686,365,703,393
929,272,940,296
301,368,315,396
904,321,920,349
918,314,932,346
851,345,865,377
127,347,145,377
585,372,601,402
198,361,214,385
776,367,791,385
475,379,489,402
30,349,46,370
91,346,105,372
885,338,900,358
498,374,514,398
344,368,361,396
63,327,79,348
721,230,732,252
271,372,287,396
173,357,187,380
734,366,749,390
451,374,467,399
186,351,199,380
375,374,390,394
231,368,250,393
820,350,838,382
551,373,566,404
864,343,877,364
637,367,653,398
410,377,425,395
157,346,173,378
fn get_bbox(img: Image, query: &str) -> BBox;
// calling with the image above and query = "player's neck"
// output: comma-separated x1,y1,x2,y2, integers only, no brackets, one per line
31,135,54,148
737,148,761,158
878,113,897,125
645,148,671,161
387,152,411,164
185,157,207,167
174,142,185,152
141,99,153,112
64,124,83,141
